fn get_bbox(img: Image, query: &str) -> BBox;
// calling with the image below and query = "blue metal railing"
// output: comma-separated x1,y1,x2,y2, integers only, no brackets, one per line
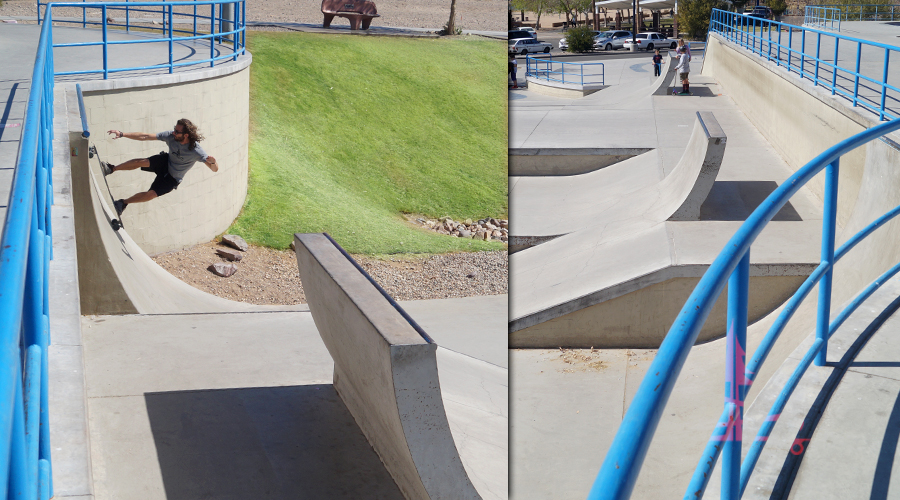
0,8,56,500
817,3,900,21
804,6,842,31
585,117,900,498
709,8,900,121
525,56,605,86
38,0,246,79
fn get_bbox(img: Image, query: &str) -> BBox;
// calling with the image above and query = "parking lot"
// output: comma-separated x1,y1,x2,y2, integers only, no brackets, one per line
510,29,695,60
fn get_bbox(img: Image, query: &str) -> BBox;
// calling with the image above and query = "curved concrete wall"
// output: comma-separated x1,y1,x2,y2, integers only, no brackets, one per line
293,234,480,500
703,33,900,312
80,56,251,255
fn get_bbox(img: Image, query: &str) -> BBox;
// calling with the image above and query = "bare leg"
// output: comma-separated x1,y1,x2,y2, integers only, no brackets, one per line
113,158,150,172
123,190,158,205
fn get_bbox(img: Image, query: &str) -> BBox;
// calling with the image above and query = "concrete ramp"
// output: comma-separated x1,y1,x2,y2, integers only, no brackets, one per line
510,111,726,248
293,233,485,500
71,134,301,315
509,112,821,348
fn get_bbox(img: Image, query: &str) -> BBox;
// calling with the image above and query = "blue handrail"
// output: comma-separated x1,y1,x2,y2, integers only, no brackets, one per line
709,8,900,121
525,55,605,86
804,6,841,31
0,8,56,499
586,109,900,497
38,0,246,79
816,3,900,21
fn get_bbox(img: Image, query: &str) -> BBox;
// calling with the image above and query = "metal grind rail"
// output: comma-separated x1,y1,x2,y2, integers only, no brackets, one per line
0,10,56,500
525,55,605,87
585,115,900,499
38,0,246,79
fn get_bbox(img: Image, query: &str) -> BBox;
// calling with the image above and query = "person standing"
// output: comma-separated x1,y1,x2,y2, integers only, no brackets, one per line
509,53,519,89
674,46,691,95
104,118,218,215
652,49,663,77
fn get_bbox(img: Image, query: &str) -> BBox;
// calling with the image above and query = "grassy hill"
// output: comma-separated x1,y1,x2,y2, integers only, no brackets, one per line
229,31,507,254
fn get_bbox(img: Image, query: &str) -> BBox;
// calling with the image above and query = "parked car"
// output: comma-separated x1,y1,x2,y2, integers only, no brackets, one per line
509,38,553,54
520,27,537,36
621,32,679,51
508,29,537,40
746,6,773,19
559,30,602,51
594,30,633,51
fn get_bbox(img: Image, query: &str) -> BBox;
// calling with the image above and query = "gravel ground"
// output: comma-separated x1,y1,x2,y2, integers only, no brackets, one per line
152,240,508,305
1,0,506,32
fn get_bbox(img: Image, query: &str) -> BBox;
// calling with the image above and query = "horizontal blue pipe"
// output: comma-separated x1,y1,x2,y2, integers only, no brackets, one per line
54,48,245,76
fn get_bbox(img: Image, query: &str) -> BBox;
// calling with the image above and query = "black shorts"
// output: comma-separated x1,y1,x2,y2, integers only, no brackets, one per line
141,152,180,197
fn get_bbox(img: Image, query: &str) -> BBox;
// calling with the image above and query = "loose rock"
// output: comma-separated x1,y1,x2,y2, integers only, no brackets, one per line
216,247,244,261
209,262,238,277
222,234,249,252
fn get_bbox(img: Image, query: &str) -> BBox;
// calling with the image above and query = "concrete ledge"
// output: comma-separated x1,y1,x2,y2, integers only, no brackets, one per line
525,76,606,98
508,147,652,176
293,233,480,500
668,111,727,220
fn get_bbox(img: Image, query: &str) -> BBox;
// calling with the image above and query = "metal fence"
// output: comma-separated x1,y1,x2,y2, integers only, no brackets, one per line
525,56,605,87
586,115,900,499
0,9,56,500
709,8,900,121
804,6,842,30
816,3,900,21
38,0,246,79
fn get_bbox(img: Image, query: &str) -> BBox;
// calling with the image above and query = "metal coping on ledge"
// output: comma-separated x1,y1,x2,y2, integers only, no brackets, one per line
76,83,89,138
319,232,435,344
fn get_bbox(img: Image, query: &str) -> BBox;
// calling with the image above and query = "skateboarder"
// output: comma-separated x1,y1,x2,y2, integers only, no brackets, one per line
674,46,691,95
651,49,663,77
104,118,217,215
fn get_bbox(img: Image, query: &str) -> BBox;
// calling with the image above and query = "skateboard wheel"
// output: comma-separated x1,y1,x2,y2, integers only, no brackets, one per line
111,219,121,231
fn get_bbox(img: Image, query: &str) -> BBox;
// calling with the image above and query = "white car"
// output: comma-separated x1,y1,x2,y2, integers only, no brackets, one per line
621,32,678,51
559,30,602,51
593,30,632,51
509,38,553,55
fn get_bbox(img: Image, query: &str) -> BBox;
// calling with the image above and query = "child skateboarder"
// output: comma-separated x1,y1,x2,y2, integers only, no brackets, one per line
652,49,663,77
674,46,691,95
103,118,218,215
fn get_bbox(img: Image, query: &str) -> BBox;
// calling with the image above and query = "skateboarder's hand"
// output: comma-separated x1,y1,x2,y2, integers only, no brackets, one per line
108,130,124,139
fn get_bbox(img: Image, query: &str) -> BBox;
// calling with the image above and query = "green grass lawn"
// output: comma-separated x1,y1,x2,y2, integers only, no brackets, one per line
227,32,507,255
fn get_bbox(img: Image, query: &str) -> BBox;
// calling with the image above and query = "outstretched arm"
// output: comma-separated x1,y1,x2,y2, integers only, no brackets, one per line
203,156,218,172
107,130,157,141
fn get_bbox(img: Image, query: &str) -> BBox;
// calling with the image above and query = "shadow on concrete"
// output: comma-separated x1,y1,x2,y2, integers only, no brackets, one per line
145,384,405,500
769,293,900,499
664,86,717,97
700,180,803,221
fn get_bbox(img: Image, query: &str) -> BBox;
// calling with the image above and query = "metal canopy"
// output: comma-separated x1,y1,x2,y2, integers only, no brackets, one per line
594,0,676,11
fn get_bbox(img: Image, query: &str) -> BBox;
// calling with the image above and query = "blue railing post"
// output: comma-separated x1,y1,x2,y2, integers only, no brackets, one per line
210,3,216,68
853,42,861,107
787,27,793,73
815,159,840,367
723,251,749,500
801,30,806,78
881,48,890,121
832,38,839,95
126,0,130,31
815,32,821,85
102,5,108,79
168,4,173,74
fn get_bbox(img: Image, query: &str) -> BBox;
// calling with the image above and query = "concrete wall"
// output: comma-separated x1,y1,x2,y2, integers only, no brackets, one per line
702,33,900,311
80,56,251,255
293,233,480,500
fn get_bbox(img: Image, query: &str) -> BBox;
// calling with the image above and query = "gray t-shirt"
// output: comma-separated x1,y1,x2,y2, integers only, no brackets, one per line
157,130,209,180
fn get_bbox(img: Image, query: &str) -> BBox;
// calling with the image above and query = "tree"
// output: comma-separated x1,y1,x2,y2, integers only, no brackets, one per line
511,0,548,29
446,0,458,34
677,0,726,39
565,25,595,52
768,0,787,17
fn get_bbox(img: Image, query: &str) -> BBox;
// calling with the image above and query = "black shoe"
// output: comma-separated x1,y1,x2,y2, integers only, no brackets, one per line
114,199,126,215
101,161,114,176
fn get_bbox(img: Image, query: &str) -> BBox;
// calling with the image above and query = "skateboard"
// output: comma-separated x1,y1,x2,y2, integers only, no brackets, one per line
88,144,125,231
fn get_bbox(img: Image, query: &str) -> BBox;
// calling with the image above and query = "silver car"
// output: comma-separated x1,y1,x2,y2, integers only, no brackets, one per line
594,30,632,51
509,38,553,55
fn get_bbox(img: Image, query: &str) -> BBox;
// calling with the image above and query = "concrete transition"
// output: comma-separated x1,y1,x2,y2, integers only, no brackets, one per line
509,111,819,348
294,233,481,500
